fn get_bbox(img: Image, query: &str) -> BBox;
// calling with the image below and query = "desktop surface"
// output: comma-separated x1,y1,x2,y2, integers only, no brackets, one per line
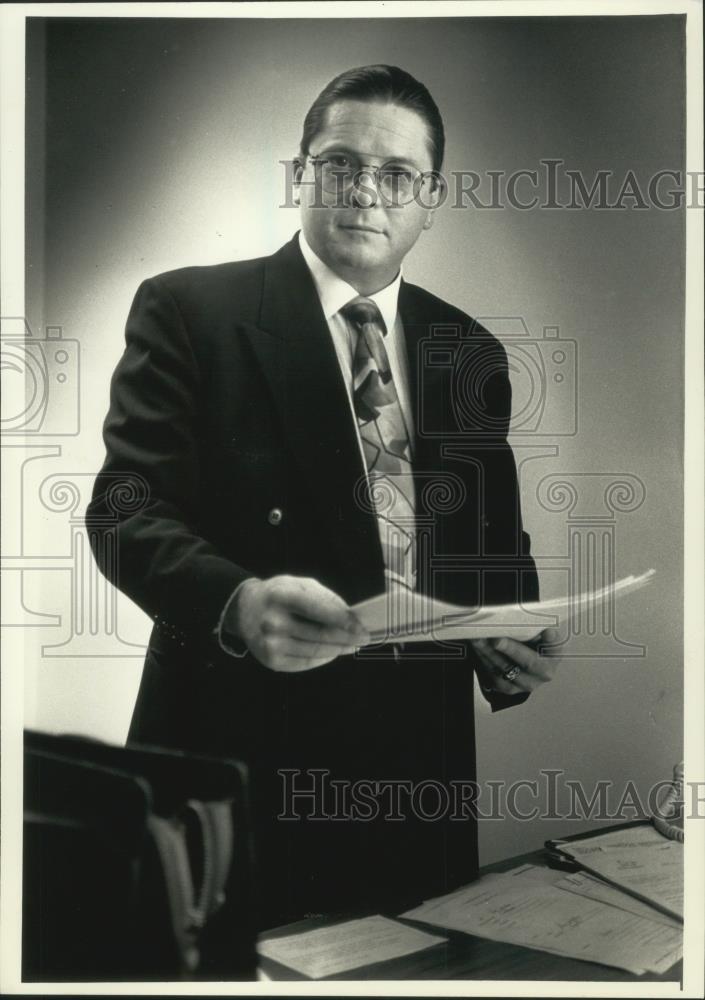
258,846,683,983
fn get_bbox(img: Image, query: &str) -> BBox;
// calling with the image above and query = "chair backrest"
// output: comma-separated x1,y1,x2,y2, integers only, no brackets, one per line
23,729,258,982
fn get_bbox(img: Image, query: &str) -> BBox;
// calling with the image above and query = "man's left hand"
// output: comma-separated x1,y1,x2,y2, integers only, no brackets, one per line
471,628,562,695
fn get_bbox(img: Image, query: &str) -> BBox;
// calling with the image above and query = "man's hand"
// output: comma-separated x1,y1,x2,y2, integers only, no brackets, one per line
226,575,370,672
471,628,562,695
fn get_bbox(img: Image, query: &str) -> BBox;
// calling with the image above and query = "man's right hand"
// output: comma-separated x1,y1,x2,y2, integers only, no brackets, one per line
226,575,370,672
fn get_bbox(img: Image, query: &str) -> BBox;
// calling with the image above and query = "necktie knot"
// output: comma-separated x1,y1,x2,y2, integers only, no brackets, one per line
341,296,387,336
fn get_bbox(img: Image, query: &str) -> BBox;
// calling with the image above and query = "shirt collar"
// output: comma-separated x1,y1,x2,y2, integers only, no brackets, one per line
298,231,401,335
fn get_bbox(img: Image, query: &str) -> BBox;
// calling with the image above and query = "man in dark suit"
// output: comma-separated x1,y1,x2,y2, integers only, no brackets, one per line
86,65,559,929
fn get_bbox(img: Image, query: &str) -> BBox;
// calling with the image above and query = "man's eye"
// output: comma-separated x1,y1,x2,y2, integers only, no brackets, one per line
382,167,415,183
326,154,352,169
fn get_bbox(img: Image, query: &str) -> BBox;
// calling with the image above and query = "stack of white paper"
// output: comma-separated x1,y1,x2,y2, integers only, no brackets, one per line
257,915,445,979
557,871,682,930
401,862,681,976
552,825,683,920
353,569,655,644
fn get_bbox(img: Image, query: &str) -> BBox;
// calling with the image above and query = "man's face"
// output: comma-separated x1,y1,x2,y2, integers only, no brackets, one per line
296,99,439,294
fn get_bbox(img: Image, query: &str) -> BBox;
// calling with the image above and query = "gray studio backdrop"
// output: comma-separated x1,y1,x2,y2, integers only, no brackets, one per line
23,15,684,864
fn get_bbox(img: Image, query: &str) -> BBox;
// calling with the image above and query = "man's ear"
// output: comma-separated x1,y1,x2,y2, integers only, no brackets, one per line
292,155,304,205
425,170,447,210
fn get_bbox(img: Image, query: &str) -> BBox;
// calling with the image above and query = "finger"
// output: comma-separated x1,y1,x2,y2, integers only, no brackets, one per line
493,637,553,679
493,660,542,693
475,666,517,696
473,643,522,696
478,639,544,692
258,610,366,649
258,632,360,671
493,640,556,687
474,637,513,676
473,639,537,692
260,647,344,673
288,616,369,648
285,636,360,659
540,627,564,655
526,627,563,654
279,650,354,672
272,577,364,635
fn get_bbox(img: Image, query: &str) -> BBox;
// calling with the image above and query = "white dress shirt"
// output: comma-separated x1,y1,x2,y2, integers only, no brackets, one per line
298,231,415,454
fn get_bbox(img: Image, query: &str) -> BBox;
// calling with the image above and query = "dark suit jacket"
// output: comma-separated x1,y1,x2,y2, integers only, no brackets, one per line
86,233,539,928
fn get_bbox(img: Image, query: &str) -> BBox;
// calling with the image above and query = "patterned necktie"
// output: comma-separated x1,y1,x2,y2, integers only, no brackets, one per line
342,296,417,592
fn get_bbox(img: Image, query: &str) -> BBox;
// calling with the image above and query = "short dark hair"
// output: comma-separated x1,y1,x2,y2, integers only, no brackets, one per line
299,64,445,173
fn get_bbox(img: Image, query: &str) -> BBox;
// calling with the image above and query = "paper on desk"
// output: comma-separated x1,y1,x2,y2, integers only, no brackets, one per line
256,915,444,979
495,865,682,971
498,863,680,929
557,871,682,930
555,823,672,851
554,831,683,920
401,867,682,975
352,569,655,644
500,863,565,886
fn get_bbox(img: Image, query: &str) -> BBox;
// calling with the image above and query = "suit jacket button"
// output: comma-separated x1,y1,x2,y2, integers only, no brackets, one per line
268,507,283,526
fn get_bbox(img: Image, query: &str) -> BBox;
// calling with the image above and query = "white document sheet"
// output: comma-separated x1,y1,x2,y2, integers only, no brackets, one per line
256,915,445,979
556,823,672,851
499,863,680,929
554,832,683,920
557,871,683,930
401,867,682,975
352,569,655,644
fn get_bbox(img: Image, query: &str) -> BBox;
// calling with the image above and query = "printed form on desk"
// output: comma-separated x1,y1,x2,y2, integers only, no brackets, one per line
257,915,445,979
551,824,683,920
401,862,682,976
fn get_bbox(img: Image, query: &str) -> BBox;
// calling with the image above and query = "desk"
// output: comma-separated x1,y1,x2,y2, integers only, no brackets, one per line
258,846,683,982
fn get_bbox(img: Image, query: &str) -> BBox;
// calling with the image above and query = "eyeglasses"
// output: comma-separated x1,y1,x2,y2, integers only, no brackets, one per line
308,150,432,205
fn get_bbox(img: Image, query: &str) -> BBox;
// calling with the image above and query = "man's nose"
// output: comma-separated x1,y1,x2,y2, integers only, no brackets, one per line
349,168,381,209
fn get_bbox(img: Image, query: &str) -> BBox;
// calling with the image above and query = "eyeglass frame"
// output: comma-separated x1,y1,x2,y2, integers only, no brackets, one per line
302,149,445,207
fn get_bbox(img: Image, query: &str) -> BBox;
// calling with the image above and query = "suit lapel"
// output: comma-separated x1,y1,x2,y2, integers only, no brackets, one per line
398,280,445,493
243,236,385,601
241,238,461,602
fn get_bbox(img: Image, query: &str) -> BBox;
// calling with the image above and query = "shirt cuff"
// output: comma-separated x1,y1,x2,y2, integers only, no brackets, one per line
214,578,254,658
480,683,531,712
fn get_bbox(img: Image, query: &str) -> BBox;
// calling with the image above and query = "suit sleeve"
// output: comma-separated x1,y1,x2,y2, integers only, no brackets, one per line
85,276,256,651
466,328,539,713
214,579,252,657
